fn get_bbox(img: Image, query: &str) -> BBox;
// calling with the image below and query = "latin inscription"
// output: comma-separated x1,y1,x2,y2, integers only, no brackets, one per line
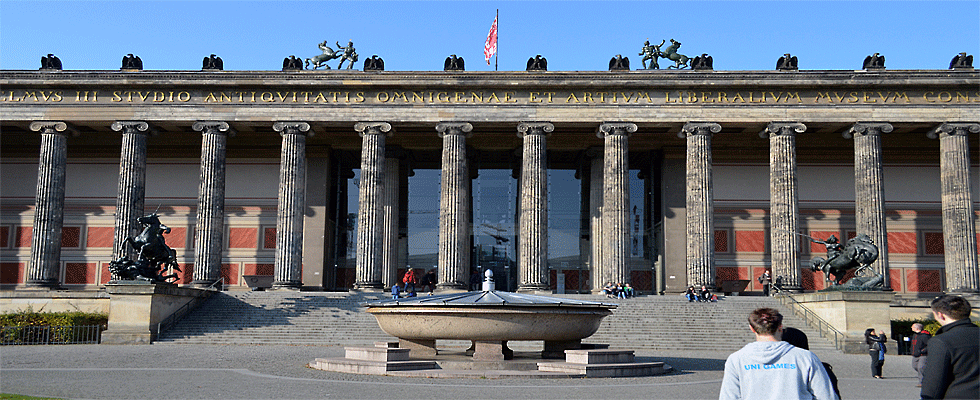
2,89,977,105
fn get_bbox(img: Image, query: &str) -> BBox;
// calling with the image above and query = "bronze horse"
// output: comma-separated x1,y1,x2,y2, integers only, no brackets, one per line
123,214,180,282
810,234,879,285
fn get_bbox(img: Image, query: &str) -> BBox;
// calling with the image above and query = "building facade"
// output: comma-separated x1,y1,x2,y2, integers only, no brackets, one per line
1,66,977,295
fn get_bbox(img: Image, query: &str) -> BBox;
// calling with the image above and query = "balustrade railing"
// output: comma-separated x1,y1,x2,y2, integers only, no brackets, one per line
1,325,106,345
155,278,223,339
777,293,846,351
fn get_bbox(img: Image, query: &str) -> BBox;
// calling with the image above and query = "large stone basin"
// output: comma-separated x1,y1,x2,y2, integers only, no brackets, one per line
364,290,615,360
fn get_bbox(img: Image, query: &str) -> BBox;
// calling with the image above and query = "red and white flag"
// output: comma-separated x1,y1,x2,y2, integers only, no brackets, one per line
484,16,497,65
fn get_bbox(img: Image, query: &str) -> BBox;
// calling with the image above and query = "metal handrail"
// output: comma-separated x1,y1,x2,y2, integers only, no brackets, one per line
777,293,847,351
155,278,223,339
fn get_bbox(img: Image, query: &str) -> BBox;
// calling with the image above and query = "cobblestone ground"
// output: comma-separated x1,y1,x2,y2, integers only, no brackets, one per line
1,344,921,399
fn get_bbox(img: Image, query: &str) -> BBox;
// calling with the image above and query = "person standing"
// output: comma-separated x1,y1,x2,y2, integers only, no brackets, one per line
719,308,837,400
760,270,772,296
865,328,887,379
910,322,931,387
402,268,417,294
423,269,437,293
921,295,979,399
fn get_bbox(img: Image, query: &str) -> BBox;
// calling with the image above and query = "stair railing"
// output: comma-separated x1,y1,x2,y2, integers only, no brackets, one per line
777,293,846,351
155,278,223,340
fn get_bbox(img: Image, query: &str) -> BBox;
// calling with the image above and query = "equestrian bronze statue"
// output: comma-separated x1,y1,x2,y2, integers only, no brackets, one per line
109,214,181,283
809,233,880,287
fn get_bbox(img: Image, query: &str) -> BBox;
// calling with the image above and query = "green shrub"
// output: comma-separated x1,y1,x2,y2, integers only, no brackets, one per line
892,317,979,338
0,306,107,344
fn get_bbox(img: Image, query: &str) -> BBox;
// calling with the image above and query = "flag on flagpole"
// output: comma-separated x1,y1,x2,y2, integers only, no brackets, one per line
484,16,497,65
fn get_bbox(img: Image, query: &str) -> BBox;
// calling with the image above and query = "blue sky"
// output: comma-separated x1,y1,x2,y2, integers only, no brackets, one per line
1,1,978,71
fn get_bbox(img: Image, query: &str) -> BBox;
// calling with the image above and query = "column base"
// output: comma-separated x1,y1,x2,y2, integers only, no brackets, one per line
517,288,554,295
517,284,552,294
352,282,384,291
434,284,469,293
349,286,384,293
24,280,60,289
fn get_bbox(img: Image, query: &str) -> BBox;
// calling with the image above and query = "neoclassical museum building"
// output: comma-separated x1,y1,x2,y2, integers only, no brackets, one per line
1,54,977,296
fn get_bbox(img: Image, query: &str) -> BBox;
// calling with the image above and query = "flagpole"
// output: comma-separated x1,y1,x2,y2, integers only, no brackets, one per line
495,8,498,71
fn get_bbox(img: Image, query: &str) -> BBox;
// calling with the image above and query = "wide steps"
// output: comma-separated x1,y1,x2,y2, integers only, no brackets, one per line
157,292,838,352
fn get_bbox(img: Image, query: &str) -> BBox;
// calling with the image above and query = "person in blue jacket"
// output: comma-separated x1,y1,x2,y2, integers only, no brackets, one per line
719,308,838,400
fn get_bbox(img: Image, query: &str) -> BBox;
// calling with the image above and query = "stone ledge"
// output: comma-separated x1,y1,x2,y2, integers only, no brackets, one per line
537,361,671,378
1,289,109,299
792,291,896,303
309,357,437,375
105,282,210,297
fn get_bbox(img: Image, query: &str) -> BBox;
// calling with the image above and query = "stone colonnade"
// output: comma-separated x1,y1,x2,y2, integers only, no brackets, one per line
20,119,980,295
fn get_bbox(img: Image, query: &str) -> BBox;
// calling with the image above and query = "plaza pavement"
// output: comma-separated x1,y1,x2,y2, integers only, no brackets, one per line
1,344,922,399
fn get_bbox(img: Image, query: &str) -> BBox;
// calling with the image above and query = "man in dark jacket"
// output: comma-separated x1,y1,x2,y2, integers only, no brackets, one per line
910,322,931,387
921,295,979,399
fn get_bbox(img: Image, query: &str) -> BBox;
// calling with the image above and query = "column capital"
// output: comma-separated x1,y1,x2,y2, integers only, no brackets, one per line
928,122,980,139
844,122,893,139
192,121,236,137
517,121,554,138
354,122,392,137
273,121,313,137
435,122,473,137
29,121,78,137
111,121,154,136
760,122,806,138
679,122,721,138
597,122,637,138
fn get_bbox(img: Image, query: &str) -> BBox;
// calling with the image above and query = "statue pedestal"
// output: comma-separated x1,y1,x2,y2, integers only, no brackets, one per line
791,291,895,353
101,282,210,344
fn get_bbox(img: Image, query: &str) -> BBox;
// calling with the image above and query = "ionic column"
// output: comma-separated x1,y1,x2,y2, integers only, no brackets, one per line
928,123,980,293
272,122,313,290
681,122,721,289
110,121,151,271
26,121,78,288
191,121,235,287
353,122,392,291
845,122,892,288
516,122,554,293
587,148,604,293
598,122,637,287
435,122,473,291
762,122,806,291
380,150,404,289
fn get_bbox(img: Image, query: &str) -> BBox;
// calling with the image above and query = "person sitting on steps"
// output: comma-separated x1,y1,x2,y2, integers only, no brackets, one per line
685,286,697,302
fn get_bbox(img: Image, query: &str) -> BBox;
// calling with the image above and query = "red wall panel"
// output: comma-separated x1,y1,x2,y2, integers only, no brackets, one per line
735,230,766,252
0,262,25,284
14,227,32,248
228,227,258,249
86,227,114,248
887,232,917,254
65,262,97,284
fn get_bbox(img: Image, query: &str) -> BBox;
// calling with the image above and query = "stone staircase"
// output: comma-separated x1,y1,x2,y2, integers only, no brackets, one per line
156,291,838,353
